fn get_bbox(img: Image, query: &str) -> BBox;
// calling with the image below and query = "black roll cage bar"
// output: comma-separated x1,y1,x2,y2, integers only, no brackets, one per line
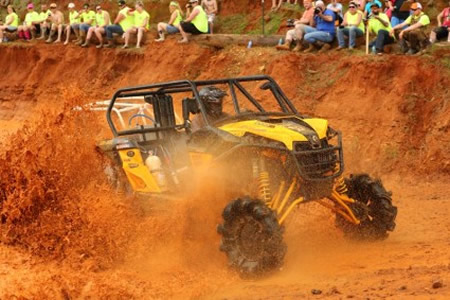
107,75,299,137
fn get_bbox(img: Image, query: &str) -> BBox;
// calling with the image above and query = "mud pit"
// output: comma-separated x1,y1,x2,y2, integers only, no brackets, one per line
0,43,449,298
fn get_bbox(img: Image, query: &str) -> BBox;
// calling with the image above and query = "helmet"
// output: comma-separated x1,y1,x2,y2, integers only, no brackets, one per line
198,86,227,118
199,86,227,104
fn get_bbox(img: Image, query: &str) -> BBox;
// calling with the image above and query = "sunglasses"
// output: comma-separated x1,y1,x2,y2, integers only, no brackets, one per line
411,8,417,11
349,6,356,8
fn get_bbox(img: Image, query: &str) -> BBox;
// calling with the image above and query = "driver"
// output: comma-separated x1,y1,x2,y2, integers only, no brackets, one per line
191,86,228,131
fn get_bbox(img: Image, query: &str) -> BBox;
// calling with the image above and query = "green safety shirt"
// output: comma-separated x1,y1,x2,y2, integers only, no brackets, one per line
119,7,135,31
191,6,208,33
81,10,96,26
6,12,19,27
134,10,150,29
96,11,109,27
24,11,39,26
69,11,81,25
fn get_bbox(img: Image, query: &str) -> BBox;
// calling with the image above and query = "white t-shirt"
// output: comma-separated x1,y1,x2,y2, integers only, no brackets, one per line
327,3,343,18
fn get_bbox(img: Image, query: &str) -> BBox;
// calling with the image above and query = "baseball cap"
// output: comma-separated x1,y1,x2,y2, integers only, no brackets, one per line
315,1,325,7
68,3,75,9
370,2,381,7
188,0,198,3
49,3,57,8
118,0,126,5
410,2,423,9
27,3,34,9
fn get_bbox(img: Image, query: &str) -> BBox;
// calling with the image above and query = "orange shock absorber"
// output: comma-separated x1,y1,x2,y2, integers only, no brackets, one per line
334,165,348,194
258,159,272,203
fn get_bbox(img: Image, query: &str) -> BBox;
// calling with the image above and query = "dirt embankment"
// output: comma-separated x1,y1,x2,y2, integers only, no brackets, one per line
0,42,449,298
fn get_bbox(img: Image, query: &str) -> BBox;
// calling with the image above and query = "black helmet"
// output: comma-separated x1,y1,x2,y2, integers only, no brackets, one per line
198,86,227,118
199,86,227,104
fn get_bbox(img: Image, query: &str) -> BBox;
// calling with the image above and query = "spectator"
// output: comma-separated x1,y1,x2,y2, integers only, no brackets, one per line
276,0,314,51
104,0,135,48
389,0,411,26
327,0,344,20
391,2,430,54
17,3,39,41
78,4,96,46
36,4,50,40
178,0,208,43
155,1,184,42
201,0,218,34
272,0,298,12
82,5,111,48
0,5,19,43
46,3,65,44
303,1,336,53
368,2,395,54
363,0,383,18
336,1,364,50
64,3,80,45
429,1,450,44
123,1,149,48
384,0,393,19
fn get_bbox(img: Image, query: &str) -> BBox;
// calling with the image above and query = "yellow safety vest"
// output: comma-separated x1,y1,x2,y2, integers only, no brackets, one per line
119,7,135,31
191,6,208,33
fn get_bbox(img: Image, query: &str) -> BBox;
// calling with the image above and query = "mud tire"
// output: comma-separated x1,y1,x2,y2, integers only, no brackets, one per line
336,174,397,240
217,197,286,277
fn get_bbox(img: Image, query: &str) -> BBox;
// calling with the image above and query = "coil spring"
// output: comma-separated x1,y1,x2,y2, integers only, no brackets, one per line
258,171,272,203
333,163,347,194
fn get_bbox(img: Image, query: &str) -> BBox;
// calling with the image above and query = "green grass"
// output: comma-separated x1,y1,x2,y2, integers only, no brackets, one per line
248,12,282,35
216,14,249,35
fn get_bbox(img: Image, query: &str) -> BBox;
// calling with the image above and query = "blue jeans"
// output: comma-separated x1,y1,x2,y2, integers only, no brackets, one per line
337,26,363,48
304,29,334,44
391,16,406,27
369,29,395,53
105,24,124,40
80,24,91,33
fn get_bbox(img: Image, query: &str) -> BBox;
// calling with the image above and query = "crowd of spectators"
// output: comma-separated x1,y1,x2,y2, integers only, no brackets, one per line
0,0,448,55
0,0,217,48
276,0,450,55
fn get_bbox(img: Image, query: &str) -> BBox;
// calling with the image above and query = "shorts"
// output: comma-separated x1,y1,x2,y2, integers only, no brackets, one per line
80,23,91,32
166,24,179,34
6,26,17,32
207,13,215,23
180,21,203,35
35,24,50,35
434,26,449,40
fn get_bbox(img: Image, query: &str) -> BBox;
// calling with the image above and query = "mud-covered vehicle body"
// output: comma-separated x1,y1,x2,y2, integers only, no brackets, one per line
97,75,397,276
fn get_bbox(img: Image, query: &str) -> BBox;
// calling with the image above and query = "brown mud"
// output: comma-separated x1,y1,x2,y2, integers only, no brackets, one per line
0,40,449,299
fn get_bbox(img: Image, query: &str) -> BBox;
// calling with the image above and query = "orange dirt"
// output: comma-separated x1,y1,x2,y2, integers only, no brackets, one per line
0,41,449,299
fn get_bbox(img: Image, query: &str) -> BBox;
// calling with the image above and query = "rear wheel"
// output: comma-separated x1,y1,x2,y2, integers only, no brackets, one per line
217,197,286,277
336,174,397,240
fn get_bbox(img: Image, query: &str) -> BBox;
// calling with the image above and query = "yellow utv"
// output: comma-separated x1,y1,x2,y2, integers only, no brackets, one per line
97,75,397,276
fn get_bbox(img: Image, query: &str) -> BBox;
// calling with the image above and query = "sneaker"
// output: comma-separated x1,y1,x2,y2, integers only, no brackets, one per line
407,48,418,55
336,46,345,51
154,37,165,42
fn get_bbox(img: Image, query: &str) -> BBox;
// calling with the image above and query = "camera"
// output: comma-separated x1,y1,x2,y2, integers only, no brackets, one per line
314,7,322,15
286,19,295,28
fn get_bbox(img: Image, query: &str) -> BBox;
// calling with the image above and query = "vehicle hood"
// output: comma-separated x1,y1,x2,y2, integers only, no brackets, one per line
218,118,328,150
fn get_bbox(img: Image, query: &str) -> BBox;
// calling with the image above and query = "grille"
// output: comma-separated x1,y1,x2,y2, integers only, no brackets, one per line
293,138,342,180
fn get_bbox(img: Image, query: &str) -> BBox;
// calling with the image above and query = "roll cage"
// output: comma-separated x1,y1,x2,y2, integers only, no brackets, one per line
106,75,300,137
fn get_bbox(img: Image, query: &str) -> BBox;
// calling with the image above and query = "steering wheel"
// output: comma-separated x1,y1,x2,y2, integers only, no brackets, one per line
128,113,155,127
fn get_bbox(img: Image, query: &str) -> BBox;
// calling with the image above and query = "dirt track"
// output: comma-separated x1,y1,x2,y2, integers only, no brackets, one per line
0,41,449,299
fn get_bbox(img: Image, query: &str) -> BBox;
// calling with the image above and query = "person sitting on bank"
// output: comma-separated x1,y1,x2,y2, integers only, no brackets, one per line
123,1,149,49
82,5,110,48
77,3,96,45
45,3,65,44
368,2,395,54
104,0,135,48
391,2,430,55
64,3,80,45
276,0,314,52
201,0,218,34
0,5,19,43
177,0,208,43
36,4,50,40
429,1,450,44
303,1,336,53
336,1,365,50
155,1,184,42
17,3,39,41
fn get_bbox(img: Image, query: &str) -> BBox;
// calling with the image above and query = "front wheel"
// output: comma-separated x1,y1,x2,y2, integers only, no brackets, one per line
217,197,286,277
336,174,397,240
